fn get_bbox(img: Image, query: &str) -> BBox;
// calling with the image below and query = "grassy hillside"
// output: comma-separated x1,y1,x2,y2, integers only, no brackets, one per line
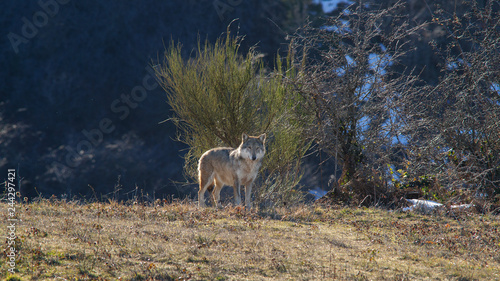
2,200,499,280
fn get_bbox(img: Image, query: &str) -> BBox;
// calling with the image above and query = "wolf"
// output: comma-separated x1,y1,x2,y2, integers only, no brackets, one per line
198,133,266,209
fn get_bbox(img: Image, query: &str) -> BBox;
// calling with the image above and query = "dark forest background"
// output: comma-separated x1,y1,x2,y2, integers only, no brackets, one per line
1,0,314,200
1,1,498,203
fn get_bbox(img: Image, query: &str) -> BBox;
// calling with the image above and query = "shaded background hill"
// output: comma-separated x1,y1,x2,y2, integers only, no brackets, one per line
1,0,312,199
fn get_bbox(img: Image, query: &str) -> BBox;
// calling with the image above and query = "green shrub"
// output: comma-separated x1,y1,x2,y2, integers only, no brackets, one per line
155,26,310,207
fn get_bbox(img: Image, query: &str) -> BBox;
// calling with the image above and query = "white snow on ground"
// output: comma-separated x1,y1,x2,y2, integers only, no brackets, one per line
403,199,474,213
403,199,443,212
307,190,475,212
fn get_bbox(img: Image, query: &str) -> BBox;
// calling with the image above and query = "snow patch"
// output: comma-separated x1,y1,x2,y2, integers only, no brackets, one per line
403,199,474,213
403,199,443,213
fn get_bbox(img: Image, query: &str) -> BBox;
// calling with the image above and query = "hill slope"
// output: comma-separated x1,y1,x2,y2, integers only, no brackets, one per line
2,201,499,280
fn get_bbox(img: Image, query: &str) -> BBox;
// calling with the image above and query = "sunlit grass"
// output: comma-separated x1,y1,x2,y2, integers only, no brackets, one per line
1,199,499,280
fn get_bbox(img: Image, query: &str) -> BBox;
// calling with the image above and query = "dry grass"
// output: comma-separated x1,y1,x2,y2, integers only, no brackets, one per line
1,199,499,280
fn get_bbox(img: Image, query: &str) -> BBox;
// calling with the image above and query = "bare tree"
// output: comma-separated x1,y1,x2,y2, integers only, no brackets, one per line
286,2,423,205
401,0,500,207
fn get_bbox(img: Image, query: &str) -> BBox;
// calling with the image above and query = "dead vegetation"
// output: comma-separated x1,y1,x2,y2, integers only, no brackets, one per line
1,199,499,280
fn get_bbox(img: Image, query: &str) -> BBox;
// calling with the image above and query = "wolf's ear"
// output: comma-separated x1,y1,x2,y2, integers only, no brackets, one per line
242,133,249,141
259,133,266,142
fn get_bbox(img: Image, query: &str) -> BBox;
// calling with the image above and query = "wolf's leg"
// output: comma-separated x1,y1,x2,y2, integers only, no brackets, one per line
232,179,241,206
244,180,253,209
213,181,223,209
207,184,216,207
198,185,207,207
198,173,214,208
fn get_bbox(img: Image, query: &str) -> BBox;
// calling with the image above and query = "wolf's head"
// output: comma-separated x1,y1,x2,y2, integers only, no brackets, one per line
239,133,266,161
